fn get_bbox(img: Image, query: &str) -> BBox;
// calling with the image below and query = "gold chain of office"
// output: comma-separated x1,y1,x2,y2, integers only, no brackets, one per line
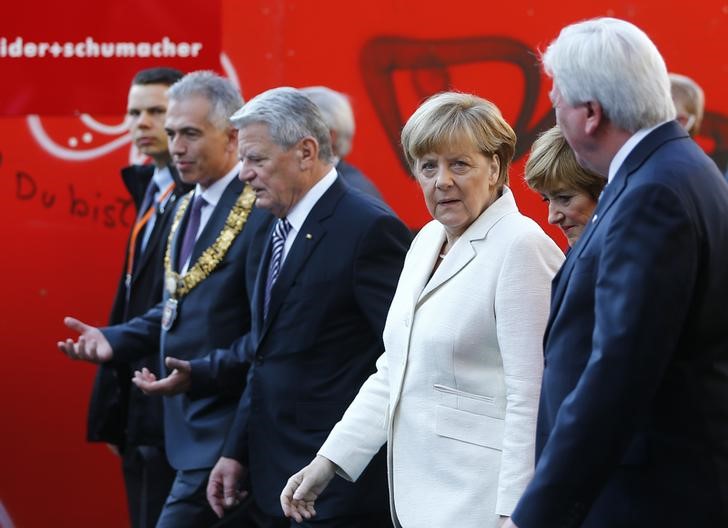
164,184,256,299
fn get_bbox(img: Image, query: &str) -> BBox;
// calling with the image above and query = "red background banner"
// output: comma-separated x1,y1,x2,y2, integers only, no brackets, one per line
1,1,726,526
0,0,221,115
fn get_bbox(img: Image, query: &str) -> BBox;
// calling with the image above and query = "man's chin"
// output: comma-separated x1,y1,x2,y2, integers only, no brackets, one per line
136,145,163,157
178,171,198,184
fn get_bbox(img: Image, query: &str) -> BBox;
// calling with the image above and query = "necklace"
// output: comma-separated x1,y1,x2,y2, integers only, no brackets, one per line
164,184,255,299
160,184,256,331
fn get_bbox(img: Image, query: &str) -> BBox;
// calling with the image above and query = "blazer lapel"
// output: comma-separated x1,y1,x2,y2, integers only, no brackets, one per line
251,221,276,334
259,179,345,338
120,164,154,210
545,120,688,329
132,191,180,281
406,225,445,309
168,190,194,273
189,177,243,264
418,234,475,304
418,186,518,304
545,174,622,321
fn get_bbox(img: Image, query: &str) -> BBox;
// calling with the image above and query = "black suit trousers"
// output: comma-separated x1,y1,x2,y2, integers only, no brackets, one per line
121,445,176,528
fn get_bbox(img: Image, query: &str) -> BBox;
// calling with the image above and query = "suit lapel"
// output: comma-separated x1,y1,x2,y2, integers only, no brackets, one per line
418,186,518,304
190,177,243,264
259,179,345,340
168,191,194,273
132,191,181,280
406,225,445,310
251,221,276,332
418,234,475,303
545,121,688,331
120,164,154,210
546,173,624,321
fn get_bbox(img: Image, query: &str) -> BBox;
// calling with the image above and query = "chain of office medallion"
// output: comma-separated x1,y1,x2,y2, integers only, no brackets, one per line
164,185,256,298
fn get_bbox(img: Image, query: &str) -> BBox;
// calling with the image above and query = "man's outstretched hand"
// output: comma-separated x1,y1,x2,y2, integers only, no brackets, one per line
132,357,192,396
57,317,113,363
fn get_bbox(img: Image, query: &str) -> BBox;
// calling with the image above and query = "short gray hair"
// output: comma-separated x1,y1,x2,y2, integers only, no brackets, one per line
168,71,243,130
543,17,675,133
230,87,333,161
300,86,355,157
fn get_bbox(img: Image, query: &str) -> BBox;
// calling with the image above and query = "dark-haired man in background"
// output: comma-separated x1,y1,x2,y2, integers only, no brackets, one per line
60,71,261,528
84,67,190,528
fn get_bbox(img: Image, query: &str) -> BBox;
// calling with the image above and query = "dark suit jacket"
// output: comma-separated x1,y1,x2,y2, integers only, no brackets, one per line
512,121,728,527
193,177,412,518
102,177,267,470
87,164,192,448
336,159,383,201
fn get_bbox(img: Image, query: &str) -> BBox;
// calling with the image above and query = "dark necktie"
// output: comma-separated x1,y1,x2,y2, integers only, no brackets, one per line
132,180,159,260
177,195,206,269
138,180,158,218
264,218,292,318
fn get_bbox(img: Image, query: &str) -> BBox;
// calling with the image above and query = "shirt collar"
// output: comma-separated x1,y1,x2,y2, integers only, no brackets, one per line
608,121,668,183
285,166,337,232
194,162,242,207
152,165,174,190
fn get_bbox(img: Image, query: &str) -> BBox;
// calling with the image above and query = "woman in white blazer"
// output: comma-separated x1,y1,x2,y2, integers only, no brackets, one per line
281,92,564,527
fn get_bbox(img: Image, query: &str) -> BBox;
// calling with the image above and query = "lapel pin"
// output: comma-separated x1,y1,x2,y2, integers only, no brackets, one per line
592,213,598,223
306,233,312,239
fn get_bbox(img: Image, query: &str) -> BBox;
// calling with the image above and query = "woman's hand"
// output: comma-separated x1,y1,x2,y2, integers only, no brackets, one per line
280,455,337,522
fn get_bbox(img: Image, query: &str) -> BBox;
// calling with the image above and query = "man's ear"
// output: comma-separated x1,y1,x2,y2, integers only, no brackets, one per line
584,101,603,136
298,137,319,168
226,127,239,151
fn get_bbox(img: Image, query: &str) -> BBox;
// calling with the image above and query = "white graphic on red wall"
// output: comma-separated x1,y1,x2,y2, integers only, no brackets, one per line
26,53,241,164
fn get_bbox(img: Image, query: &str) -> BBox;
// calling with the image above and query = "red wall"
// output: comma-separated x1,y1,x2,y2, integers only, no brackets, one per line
2,1,727,525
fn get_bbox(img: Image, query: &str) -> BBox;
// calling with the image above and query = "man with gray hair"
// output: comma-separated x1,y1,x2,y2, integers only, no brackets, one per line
300,86,383,200
506,18,728,528
189,87,411,526
58,71,264,527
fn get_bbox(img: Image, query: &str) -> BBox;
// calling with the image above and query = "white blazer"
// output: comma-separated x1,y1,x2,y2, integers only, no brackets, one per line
319,187,564,527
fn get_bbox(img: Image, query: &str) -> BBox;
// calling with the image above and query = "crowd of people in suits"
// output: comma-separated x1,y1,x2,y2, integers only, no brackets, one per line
57,15,728,528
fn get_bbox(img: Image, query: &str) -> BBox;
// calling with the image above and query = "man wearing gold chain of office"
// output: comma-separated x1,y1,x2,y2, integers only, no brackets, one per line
58,71,263,528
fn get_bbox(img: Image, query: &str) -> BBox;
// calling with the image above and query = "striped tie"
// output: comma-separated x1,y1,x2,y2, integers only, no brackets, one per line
264,217,292,318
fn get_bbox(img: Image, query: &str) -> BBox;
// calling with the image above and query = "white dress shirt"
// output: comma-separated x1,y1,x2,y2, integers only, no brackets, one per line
181,162,241,272
608,122,669,183
279,167,337,264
